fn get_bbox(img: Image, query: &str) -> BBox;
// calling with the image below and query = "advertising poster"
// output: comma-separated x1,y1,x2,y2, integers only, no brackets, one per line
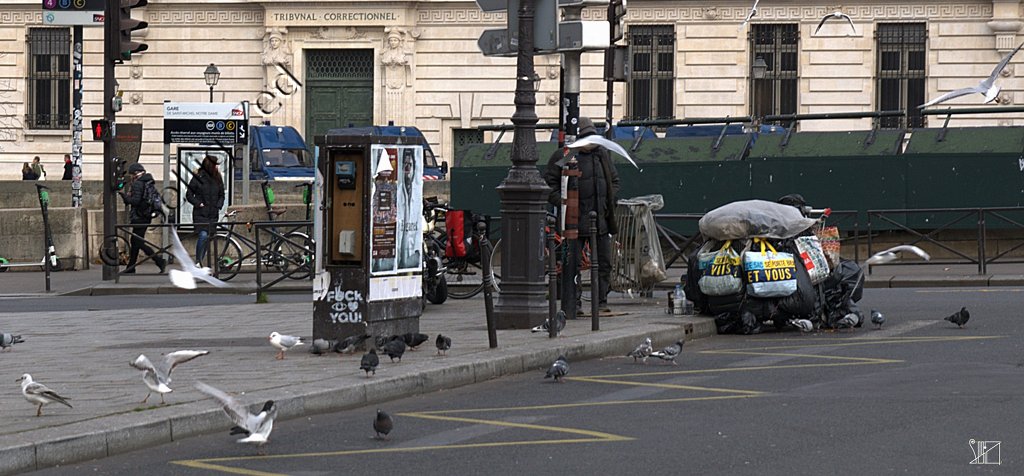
369,144,423,277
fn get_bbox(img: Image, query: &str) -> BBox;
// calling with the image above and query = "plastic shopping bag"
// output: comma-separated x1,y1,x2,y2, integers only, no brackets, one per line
698,240,744,296
743,238,798,298
795,235,831,284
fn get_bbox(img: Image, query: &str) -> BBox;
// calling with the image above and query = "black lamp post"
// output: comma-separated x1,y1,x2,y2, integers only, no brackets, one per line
204,63,220,103
493,0,551,329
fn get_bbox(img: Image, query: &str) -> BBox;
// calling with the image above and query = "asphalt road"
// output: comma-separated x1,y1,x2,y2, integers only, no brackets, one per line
28,287,1024,475
0,293,311,313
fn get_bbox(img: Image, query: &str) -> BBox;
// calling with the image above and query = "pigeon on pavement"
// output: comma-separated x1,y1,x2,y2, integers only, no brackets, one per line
651,340,684,365
401,332,430,350
129,350,209,404
531,310,566,335
920,42,1024,109
376,335,401,349
309,339,335,355
944,306,971,328
866,245,931,265
544,355,569,382
335,333,371,354
360,349,380,376
269,332,305,360
17,374,72,417
788,319,814,333
195,382,276,454
381,338,407,362
435,334,452,356
626,337,653,363
835,313,860,329
373,409,393,440
814,9,857,35
1,333,25,351
167,226,230,289
870,310,886,329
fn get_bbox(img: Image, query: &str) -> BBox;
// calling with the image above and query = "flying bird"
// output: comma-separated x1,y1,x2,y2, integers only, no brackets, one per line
740,0,760,29
920,42,1024,108
651,339,684,365
381,338,407,362
373,409,394,440
334,333,371,354
866,245,931,265
544,355,569,382
17,374,72,417
1,332,25,351
195,382,276,454
814,9,857,35
435,334,452,356
309,339,335,355
531,310,566,335
944,306,971,328
870,310,886,329
360,349,380,376
167,227,231,289
268,332,305,360
626,337,653,363
129,350,209,404
401,332,430,350
788,319,814,333
566,134,641,171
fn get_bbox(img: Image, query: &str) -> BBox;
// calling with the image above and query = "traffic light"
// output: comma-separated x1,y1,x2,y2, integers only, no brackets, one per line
610,0,627,43
113,0,148,62
92,119,112,141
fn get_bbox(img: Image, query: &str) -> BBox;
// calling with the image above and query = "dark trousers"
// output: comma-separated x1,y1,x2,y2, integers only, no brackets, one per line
126,221,156,269
576,233,613,306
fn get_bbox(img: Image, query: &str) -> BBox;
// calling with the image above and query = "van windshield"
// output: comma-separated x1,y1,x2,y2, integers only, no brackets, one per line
262,149,308,167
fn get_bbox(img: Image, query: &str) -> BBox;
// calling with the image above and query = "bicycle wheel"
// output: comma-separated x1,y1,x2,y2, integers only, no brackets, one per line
276,232,314,280
100,234,131,267
443,259,484,299
209,234,243,281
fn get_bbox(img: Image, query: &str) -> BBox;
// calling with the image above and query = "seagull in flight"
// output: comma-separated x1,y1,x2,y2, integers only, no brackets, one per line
130,350,209,404
195,382,277,453
740,0,760,29
865,245,931,265
167,227,230,289
566,134,641,171
814,9,857,35
920,42,1024,108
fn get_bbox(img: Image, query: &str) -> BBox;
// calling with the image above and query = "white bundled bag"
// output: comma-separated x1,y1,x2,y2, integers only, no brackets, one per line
699,199,818,241
743,238,798,298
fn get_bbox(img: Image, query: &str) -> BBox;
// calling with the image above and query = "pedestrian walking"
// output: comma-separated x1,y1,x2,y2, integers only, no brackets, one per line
21,162,39,181
61,154,73,180
119,163,166,274
186,155,225,266
31,156,46,180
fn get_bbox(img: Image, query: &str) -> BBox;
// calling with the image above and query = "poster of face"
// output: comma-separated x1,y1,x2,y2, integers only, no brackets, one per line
369,144,423,276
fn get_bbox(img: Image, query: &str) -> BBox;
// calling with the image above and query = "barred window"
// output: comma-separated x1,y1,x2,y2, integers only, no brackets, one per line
750,24,799,122
876,23,926,129
26,28,71,130
452,128,483,153
627,25,674,120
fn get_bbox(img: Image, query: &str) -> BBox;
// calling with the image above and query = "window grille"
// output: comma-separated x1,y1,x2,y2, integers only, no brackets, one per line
750,24,799,123
627,25,675,120
876,23,926,129
26,28,71,130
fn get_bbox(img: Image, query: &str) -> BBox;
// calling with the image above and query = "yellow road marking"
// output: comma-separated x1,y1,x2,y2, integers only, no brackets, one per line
568,377,764,395
412,394,760,415
707,335,1000,353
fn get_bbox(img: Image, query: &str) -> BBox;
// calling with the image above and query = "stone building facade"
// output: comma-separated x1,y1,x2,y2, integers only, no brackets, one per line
0,0,1021,180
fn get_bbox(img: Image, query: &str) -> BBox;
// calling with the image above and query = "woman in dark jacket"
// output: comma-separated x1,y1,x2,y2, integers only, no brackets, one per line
186,156,225,265
21,162,39,180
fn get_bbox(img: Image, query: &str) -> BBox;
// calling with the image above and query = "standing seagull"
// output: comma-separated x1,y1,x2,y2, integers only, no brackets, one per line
360,349,380,376
944,306,971,328
740,0,760,29
17,374,72,417
920,42,1024,108
651,339,685,365
544,355,569,382
435,334,452,356
814,9,857,35
866,245,931,265
129,350,209,404
195,382,276,454
373,409,394,440
626,337,653,363
1,332,25,351
167,226,230,289
268,332,305,360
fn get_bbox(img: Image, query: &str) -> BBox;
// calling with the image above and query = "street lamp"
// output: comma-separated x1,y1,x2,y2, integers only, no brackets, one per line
752,56,768,80
204,63,220,103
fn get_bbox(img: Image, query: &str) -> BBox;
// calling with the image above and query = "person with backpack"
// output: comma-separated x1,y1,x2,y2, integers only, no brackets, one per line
119,163,166,274
186,155,225,266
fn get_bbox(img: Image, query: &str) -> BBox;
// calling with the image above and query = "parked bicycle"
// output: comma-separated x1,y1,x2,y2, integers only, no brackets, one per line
422,199,501,299
206,209,314,281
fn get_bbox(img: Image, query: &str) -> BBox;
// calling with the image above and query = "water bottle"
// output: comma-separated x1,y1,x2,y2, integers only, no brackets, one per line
672,284,684,315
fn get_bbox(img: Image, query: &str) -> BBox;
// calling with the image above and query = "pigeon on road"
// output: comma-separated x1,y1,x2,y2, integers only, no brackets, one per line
651,340,684,365
335,333,371,354
360,349,380,377
870,310,886,329
195,382,276,454
835,313,860,329
626,337,653,363
815,9,857,35
435,334,452,356
920,42,1024,108
531,310,566,335
1,333,25,351
401,332,430,350
866,245,931,265
309,339,335,355
944,306,971,328
381,338,407,362
544,355,569,382
17,374,72,417
788,319,814,333
167,226,230,289
373,409,393,440
269,332,305,360
129,350,209,404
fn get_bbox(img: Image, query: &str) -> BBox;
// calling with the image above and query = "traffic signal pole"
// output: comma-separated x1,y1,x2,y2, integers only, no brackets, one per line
101,1,118,280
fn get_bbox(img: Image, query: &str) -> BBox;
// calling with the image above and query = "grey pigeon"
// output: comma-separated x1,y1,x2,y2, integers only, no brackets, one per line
309,339,335,355
360,349,379,377
129,350,209,404
835,313,860,329
544,355,569,382
401,332,430,350
944,307,970,328
788,319,814,333
1,333,25,351
531,310,566,335
17,374,72,417
651,340,684,365
373,409,393,440
195,382,276,454
870,310,886,329
435,334,452,356
381,338,406,362
335,333,370,354
268,332,305,360
375,334,402,349
626,337,653,363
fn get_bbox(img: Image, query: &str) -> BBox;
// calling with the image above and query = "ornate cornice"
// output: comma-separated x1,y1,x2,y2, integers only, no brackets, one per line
0,11,41,24
148,7,264,25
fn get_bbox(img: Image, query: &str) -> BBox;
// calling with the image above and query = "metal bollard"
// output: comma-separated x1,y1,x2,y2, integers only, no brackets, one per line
478,221,498,348
589,211,599,331
547,215,558,338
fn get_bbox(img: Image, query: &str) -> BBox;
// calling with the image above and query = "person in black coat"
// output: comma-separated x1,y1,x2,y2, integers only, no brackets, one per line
21,162,39,180
186,155,225,265
119,163,166,274
543,117,621,313
61,154,73,180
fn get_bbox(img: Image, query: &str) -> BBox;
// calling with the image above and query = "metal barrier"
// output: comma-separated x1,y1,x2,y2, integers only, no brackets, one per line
252,220,314,292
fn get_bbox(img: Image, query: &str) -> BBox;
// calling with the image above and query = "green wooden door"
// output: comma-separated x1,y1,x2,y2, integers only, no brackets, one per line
305,49,374,150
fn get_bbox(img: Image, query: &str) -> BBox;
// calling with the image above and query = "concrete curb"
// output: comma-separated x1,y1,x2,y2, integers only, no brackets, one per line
0,318,713,475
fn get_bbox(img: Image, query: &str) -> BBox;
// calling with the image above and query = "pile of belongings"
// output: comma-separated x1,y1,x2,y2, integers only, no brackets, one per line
682,198,864,334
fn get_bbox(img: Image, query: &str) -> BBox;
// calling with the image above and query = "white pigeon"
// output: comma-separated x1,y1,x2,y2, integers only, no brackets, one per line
626,337,654,363
269,331,305,360
566,134,641,171
814,10,857,35
920,42,1024,109
739,0,759,29
865,245,931,265
167,226,230,290
129,350,210,404
788,318,814,333
195,382,277,453
17,374,72,417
